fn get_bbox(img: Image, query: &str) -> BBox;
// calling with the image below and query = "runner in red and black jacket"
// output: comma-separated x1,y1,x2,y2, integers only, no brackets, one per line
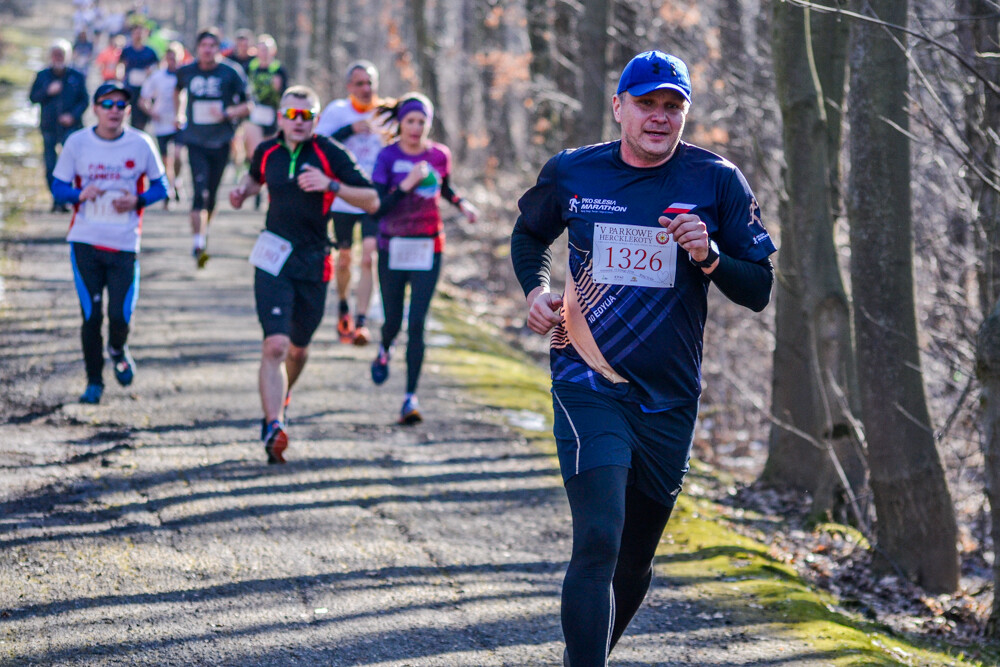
230,85,379,464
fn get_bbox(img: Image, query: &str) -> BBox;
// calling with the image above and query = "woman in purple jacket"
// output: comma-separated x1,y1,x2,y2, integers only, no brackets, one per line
368,93,478,424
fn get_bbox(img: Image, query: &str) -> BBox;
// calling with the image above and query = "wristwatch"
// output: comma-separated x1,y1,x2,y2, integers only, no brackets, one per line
327,179,341,193
689,239,719,268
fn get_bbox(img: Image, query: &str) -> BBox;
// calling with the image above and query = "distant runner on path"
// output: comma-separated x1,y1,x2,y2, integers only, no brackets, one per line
50,81,169,405
315,60,389,346
511,51,776,666
174,27,249,269
30,38,88,213
229,86,378,464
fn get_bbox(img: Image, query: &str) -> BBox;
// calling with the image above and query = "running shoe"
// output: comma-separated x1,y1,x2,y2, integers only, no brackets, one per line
398,396,422,425
260,393,293,437
193,246,210,269
337,312,354,343
79,383,103,404
352,325,370,346
371,347,390,385
107,344,135,387
263,419,288,464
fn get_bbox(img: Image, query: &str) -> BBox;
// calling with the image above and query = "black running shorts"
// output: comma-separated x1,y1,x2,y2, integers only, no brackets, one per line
254,269,328,347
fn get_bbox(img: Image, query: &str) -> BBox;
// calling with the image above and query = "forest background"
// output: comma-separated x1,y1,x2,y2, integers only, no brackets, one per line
12,0,1000,650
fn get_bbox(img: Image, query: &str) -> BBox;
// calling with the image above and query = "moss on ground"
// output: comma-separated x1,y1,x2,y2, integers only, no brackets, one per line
430,303,1000,667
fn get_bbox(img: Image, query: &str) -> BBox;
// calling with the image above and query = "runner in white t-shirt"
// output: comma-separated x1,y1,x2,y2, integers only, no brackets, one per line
314,60,389,346
50,81,169,405
139,41,185,209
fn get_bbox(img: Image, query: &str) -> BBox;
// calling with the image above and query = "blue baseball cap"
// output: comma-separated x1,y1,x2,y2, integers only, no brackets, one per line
93,80,132,103
616,51,691,102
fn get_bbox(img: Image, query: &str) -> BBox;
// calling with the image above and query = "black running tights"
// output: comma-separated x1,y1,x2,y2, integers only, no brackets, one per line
562,465,674,667
70,243,138,386
377,251,441,394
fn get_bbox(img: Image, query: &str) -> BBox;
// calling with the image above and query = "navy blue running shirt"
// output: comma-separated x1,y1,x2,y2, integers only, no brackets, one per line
516,140,776,410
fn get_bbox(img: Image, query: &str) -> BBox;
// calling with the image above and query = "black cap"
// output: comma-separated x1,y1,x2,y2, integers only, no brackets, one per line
93,81,132,103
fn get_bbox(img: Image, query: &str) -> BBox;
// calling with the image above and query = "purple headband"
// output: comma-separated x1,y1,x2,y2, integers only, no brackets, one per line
398,98,433,125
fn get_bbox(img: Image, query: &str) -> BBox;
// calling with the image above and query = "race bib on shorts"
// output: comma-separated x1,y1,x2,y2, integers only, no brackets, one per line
191,100,224,125
250,105,276,126
388,237,435,271
83,190,131,225
592,222,677,288
249,230,293,276
127,68,147,87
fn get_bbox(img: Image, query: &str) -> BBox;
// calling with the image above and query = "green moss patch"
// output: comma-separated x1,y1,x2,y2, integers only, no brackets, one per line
659,495,997,666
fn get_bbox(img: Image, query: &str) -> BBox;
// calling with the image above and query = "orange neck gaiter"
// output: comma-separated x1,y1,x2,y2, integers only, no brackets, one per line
349,94,375,113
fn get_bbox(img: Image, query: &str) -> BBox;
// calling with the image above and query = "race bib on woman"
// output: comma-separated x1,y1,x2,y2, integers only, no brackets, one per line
388,237,435,271
592,222,677,288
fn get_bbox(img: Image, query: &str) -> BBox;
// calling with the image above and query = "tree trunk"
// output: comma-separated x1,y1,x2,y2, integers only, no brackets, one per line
526,0,553,79
960,0,1000,633
809,0,849,207
577,0,609,143
322,0,339,102
847,0,958,593
977,306,1000,635
763,0,864,521
474,0,515,169
411,0,444,142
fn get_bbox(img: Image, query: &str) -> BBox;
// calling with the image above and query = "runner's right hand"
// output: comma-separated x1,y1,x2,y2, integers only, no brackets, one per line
229,186,247,209
78,184,103,202
526,288,563,335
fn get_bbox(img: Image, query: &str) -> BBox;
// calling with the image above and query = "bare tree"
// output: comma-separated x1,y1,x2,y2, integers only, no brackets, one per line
764,0,864,521
847,0,958,593
959,0,1000,635
577,0,610,143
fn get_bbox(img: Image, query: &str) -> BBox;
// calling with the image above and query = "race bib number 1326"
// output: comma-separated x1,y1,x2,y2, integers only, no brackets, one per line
592,222,677,288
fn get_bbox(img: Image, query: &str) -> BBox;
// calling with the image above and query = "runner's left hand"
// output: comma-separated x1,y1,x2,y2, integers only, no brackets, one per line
660,213,710,263
459,199,479,223
112,192,138,212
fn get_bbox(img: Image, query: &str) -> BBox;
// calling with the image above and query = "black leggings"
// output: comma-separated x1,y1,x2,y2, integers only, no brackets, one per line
70,243,138,386
562,465,674,667
187,143,230,213
377,251,441,394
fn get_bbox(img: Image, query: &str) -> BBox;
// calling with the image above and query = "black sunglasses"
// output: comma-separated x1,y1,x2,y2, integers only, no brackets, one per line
98,99,129,110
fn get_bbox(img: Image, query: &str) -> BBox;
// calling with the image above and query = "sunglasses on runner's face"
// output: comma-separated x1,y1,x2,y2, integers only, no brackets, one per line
97,99,129,109
280,108,317,121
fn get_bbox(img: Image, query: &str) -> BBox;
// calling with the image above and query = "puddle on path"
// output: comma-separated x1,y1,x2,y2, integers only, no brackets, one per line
503,408,548,432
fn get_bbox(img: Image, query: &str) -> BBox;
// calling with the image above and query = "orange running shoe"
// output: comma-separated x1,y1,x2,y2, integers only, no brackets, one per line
337,312,354,343
352,325,370,346
263,420,288,464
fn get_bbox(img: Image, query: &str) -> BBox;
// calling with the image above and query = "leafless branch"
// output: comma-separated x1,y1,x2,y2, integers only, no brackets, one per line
779,0,1000,95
